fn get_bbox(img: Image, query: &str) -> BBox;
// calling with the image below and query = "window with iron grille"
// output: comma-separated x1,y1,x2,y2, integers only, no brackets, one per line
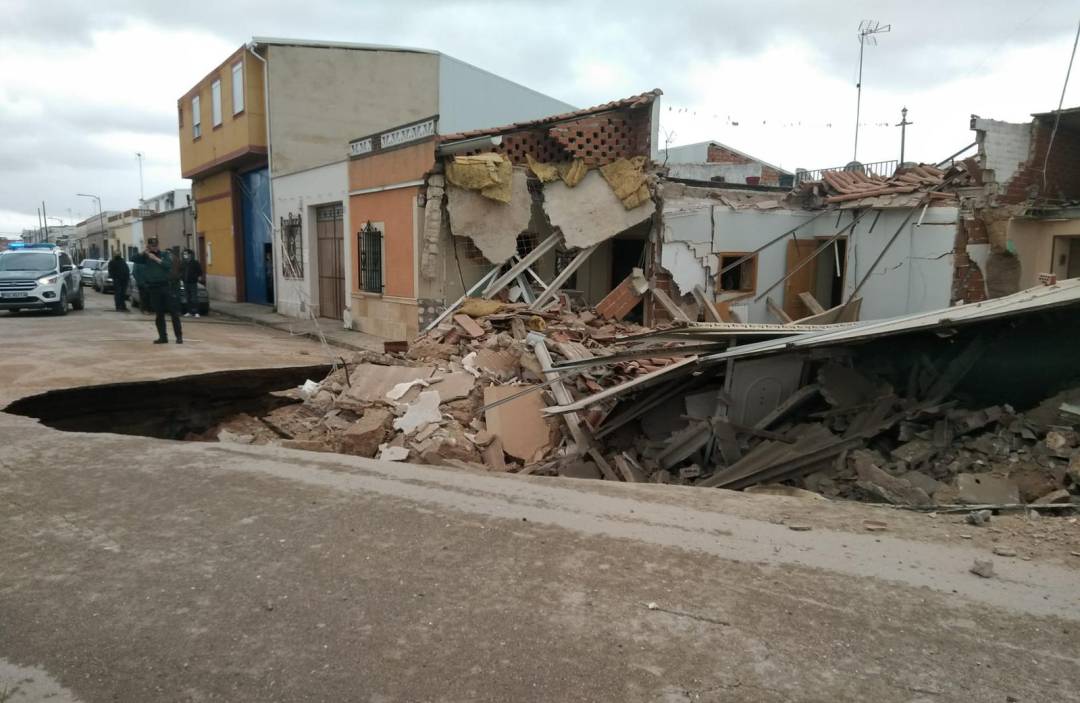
281,213,303,278
358,221,383,293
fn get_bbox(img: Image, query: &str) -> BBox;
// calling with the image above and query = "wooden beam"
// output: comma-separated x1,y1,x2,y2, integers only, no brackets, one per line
766,297,794,324
798,291,826,316
482,233,560,298
532,339,619,481
650,286,691,322
528,244,599,311
692,284,724,322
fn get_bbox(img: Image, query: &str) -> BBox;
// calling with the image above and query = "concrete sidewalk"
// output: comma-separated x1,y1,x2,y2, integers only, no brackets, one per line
211,300,386,353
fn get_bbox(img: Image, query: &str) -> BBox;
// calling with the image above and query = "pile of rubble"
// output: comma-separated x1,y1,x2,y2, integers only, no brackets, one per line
206,279,1080,514
208,298,686,476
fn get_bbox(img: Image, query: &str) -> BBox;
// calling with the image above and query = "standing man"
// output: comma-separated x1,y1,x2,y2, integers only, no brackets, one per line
107,253,130,312
132,238,182,344
180,249,204,318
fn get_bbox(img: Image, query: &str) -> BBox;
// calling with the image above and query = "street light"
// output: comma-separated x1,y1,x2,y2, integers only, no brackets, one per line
77,193,104,258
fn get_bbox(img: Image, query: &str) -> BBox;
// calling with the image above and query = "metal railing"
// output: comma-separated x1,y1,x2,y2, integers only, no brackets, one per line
935,142,977,169
794,159,898,185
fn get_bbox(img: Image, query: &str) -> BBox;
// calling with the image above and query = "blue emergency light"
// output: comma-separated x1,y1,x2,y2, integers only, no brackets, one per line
8,242,58,249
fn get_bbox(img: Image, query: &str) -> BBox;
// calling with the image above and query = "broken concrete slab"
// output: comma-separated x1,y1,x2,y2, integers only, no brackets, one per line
473,348,520,382
344,364,435,404
853,451,931,506
956,473,1020,505
542,170,655,250
341,408,392,458
446,169,531,264
453,314,486,338
378,444,410,461
898,470,944,497
217,429,255,445
386,378,430,401
1033,488,1072,504
393,390,443,435
429,372,476,403
483,385,550,462
891,439,937,470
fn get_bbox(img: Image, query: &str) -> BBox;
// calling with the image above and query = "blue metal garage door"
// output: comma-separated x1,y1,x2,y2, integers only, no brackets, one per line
239,168,273,305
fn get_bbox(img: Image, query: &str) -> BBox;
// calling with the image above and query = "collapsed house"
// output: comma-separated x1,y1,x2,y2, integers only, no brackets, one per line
205,92,1080,511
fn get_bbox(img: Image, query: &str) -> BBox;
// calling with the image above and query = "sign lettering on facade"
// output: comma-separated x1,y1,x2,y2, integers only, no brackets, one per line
380,119,436,150
349,138,373,157
349,117,438,159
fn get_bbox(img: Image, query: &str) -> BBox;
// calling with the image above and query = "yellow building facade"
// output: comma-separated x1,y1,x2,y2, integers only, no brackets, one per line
178,46,268,302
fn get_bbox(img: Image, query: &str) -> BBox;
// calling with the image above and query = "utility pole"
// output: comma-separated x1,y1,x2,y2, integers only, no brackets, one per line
895,107,913,164
37,207,43,243
854,20,891,162
41,201,50,242
135,152,145,202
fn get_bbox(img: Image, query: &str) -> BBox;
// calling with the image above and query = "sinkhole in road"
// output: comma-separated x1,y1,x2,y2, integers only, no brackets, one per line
5,365,332,440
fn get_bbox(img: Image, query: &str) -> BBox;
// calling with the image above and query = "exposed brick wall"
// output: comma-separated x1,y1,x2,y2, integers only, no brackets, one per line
454,108,653,168
759,166,782,187
706,144,751,165
979,117,1080,205
951,218,988,304
705,144,782,186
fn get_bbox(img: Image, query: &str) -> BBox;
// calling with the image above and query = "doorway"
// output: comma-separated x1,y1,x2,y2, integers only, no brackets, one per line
239,167,272,305
316,203,345,320
813,237,847,308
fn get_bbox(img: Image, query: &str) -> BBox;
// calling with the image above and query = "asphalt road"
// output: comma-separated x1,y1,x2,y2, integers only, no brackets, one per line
1,292,1078,702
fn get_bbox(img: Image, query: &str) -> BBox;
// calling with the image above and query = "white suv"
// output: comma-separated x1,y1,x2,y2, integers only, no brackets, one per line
0,244,85,315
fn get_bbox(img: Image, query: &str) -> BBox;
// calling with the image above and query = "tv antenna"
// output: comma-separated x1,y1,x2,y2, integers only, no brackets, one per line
854,20,891,162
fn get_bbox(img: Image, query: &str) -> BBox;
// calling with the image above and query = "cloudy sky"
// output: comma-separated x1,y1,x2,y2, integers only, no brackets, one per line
2,0,1078,238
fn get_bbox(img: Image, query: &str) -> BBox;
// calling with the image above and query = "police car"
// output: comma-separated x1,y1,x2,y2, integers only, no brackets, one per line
0,243,86,315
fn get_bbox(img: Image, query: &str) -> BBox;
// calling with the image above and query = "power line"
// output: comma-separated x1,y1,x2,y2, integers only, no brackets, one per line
1041,17,1080,192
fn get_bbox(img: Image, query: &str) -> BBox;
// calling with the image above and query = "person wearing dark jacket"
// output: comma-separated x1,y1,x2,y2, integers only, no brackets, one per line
180,249,204,317
132,238,182,344
106,253,130,312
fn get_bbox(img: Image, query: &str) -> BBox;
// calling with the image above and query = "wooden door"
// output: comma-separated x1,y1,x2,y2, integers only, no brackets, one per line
783,239,819,320
316,204,345,320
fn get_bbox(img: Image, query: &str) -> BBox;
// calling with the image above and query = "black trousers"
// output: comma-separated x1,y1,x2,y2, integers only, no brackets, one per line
147,285,182,341
113,278,128,310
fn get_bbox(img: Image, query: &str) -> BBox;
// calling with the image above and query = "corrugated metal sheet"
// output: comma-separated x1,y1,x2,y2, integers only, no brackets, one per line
702,279,1080,364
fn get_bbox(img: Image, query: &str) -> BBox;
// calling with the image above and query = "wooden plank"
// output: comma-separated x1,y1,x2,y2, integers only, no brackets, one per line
782,238,820,320
693,285,725,322
482,233,561,297
419,266,500,336
753,384,820,430
613,454,647,482
766,297,794,324
555,341,594,361
798,291,826,316
713,418,742,465
453,313,485,338
543,355,700,415
650,287,691,322
529,244,600,311
533,340,619,481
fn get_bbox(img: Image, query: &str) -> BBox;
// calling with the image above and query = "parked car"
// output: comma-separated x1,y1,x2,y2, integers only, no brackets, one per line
1,244,86,315
130,278,209,316
92,260,130,293
78,259,105,287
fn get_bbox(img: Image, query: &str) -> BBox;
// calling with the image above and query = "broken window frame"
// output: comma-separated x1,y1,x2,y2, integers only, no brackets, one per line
358,220,384,294
717,252,758,293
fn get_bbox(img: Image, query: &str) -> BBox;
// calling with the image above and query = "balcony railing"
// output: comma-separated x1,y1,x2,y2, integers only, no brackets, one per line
794,159,898,185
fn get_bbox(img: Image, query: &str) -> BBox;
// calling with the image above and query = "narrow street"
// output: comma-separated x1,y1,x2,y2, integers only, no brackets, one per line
1,292,1078,702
